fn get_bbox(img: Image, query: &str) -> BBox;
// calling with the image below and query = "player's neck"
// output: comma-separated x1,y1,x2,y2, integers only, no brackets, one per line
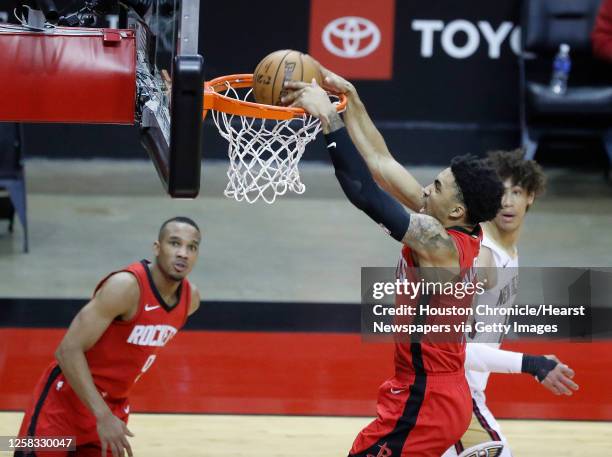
150,263,181,302
443,219,475,232
484,221,520,255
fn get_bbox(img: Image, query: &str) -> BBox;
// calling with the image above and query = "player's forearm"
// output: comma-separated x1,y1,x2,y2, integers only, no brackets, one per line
465,343,523,374
343,91,424,211
55,346,111,419
342,90,392,167
323,126,410,241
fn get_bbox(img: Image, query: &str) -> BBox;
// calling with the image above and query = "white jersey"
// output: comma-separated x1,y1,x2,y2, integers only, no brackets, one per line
466,233,519,396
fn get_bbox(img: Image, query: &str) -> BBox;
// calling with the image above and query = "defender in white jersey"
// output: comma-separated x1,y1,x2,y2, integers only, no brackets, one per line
443,149,579,457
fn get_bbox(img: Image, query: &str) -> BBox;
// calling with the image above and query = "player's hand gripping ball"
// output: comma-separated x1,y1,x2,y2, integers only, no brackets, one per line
253,50,322,106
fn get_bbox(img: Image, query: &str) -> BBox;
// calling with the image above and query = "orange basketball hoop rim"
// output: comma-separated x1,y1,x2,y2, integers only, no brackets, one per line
203,74,348,121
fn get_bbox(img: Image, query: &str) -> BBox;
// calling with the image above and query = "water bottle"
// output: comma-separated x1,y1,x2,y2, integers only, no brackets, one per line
550,43,571,95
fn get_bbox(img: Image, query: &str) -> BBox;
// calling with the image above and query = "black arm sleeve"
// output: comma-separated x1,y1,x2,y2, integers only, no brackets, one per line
324,127,410,242
522,354,558,382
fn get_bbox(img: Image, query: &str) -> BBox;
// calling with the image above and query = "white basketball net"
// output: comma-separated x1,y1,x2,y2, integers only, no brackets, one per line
210,83,323,204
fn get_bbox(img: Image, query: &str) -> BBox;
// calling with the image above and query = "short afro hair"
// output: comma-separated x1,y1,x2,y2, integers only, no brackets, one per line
158,216,200,240
450,154,504,225
486,148,546,197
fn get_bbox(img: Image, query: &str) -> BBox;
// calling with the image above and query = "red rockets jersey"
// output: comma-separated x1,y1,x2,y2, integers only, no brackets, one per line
394,226,481,377
84,260,191,399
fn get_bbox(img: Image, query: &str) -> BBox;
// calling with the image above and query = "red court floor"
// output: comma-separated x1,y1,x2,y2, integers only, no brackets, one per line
1,328,609,420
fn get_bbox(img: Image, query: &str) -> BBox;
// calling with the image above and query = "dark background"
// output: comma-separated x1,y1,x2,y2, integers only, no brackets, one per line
0,0,572,165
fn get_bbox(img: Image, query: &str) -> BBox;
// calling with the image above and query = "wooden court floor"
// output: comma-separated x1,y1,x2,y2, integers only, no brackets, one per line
1,412,610,456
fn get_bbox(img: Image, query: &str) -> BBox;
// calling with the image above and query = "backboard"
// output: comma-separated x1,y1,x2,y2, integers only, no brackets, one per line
132,0,204,198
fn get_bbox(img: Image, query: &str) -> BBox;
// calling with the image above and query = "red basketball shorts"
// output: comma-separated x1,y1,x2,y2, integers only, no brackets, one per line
15,364,130,457
349,371,472,457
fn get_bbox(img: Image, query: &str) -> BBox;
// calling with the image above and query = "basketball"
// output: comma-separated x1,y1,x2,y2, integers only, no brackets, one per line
252,50,322,106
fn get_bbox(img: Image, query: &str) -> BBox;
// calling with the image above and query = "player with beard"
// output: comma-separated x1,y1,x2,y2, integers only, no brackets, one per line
15,217,201,457
283,70,504,456
443,150,579,457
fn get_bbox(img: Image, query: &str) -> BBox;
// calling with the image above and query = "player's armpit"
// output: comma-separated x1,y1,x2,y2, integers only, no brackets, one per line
58,272,140,353
188,283,201,316
400,214,458,265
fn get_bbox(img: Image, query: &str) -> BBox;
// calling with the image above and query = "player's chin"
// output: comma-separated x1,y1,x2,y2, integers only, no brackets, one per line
169,265,190,281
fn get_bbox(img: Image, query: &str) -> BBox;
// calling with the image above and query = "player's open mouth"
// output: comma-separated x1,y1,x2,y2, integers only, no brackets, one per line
174,262,187,272
501,213,515,222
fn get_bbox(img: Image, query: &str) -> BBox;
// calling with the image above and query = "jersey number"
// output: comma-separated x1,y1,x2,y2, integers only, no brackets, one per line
134,354,157,384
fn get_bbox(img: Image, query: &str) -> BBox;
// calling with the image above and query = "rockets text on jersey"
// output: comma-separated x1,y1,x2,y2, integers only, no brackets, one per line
127,323,178,347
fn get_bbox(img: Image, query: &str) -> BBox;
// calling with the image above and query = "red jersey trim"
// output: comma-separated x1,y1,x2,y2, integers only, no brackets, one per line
139,260,191,327
92,260,191,327
140,260,187,313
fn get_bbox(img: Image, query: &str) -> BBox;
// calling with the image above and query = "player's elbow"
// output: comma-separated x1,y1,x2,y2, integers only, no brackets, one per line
54,345,67,366
55,342,70,364
55,339,80,366
335,170,369,212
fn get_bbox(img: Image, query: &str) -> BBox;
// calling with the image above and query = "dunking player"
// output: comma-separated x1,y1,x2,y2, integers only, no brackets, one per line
15,217,201,457
283,73,503,455
442,150,579,457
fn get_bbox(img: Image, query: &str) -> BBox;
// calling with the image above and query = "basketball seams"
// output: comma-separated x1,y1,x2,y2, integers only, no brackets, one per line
253,50,321,105
253,55,270,103
271,50,293,106
256,53,269,72
253,54,272,101
299,52,304,82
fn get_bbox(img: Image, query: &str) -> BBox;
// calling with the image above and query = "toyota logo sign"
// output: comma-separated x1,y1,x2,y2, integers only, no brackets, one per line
322,16,381,59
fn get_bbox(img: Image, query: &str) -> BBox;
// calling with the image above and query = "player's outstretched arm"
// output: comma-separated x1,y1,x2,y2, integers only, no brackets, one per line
343,91,425,212
317,65,424,211
284,82,410,242
55,272,137,457
466,345,579,395
284,83,458,267
283,75,424,212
